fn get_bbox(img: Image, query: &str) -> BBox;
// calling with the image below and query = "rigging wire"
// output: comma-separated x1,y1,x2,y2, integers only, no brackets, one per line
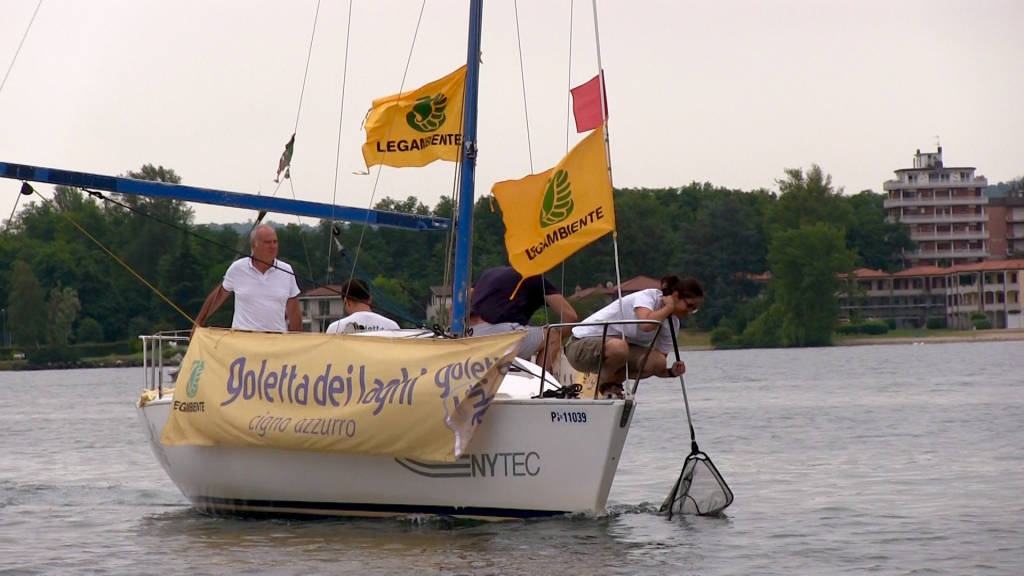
438,1,484,330
564,0,575,155
288,177,316,280
320,0,453,327
511,1,550,321
0,0,42,97
438,118,465,331
321,28,432,324
1,0,44,231
267,0,323,207
584,0,629,385
557,0,576,307
291,0,322,140
512,0,535,174
3,183,30,234
233,2,323,290
514,2,554,325
346,0,428,286
327,0,355,287
274,0,323,288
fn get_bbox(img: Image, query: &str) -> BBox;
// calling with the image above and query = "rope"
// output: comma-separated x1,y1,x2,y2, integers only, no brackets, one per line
28,186,194,325
81,187,237,257
0,0,42,96
75,186,425,328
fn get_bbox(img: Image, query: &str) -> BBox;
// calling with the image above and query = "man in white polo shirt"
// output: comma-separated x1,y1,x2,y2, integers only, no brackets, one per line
194,224,301,332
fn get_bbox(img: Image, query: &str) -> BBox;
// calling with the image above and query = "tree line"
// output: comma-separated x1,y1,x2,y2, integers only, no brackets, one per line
0,163,915,350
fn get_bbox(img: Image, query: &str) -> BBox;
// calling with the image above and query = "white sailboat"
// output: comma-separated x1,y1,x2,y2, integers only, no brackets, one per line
137,329,634,519
135,1,635,520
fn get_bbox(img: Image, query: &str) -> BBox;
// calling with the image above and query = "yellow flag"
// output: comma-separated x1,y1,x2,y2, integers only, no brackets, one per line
492,126,616,277
362,66,466,168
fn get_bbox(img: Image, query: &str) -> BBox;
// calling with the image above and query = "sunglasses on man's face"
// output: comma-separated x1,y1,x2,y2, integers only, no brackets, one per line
685,299,701,314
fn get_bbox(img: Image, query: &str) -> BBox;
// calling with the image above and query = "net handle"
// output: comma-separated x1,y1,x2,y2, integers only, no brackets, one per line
668,319,699,454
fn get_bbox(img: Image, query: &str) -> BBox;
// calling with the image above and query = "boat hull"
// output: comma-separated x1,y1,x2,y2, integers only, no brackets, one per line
138,395,633,520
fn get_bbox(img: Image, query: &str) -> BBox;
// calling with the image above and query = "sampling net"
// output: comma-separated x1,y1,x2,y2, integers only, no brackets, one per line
661,450,733,517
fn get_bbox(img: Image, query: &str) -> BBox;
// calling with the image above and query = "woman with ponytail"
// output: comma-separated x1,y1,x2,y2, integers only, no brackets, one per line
564,275,703,398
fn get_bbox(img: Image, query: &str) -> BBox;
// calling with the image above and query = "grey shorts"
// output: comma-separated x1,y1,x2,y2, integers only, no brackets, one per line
470,322,543,360
564,336,650,373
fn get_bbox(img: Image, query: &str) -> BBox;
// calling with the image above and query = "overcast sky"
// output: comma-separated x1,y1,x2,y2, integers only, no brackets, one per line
1,0,1021,225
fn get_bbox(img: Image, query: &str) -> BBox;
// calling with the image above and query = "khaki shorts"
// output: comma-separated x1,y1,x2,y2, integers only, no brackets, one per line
564,336,650,373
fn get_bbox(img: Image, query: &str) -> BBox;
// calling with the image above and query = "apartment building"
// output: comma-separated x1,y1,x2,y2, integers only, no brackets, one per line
838,259,1024,330
987,188,1024,258
883,147,989,266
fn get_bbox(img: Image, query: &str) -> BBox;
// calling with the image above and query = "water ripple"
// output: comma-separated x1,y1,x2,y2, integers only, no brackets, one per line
2,344,1023,574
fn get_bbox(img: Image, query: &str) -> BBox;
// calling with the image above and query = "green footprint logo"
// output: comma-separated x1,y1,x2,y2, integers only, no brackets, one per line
406,93,448,132
186,360,204,398
539,169,574,227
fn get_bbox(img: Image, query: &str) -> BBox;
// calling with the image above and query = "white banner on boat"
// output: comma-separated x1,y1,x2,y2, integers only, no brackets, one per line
154,328,523,461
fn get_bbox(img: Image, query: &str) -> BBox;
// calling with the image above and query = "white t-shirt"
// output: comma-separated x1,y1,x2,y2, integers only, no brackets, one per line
326,311,400,334
571,288,679,355
221,257,300,332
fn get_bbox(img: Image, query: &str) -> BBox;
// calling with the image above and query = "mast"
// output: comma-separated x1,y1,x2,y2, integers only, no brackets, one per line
450,0,483,336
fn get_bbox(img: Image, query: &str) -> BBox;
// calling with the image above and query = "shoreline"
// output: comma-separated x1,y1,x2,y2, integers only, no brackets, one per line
3,330,1021,369
678,328,1024,351
834,329,1024,347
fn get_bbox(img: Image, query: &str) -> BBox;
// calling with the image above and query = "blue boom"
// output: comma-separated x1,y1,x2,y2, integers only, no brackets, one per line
0,161,449,231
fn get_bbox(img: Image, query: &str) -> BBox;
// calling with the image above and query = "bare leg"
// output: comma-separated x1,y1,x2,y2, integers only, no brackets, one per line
540,326,569,371
598,338,630,385
638,350,669,379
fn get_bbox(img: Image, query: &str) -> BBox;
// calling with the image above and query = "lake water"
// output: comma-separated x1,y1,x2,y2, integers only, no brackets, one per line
2,341,1022,575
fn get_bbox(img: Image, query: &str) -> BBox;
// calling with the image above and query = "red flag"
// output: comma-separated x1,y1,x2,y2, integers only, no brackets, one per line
570,73,607,133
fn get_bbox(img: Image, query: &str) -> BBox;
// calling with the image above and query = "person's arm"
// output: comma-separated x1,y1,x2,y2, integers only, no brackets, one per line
286,297,301,332
654,323,686,377
655,354,686,378
634,293,676,332
193,284,232,335
544,293,578,324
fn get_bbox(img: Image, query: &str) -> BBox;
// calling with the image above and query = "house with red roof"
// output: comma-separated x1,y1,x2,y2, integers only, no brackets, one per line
568,275,662,302
838,259,1024,329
